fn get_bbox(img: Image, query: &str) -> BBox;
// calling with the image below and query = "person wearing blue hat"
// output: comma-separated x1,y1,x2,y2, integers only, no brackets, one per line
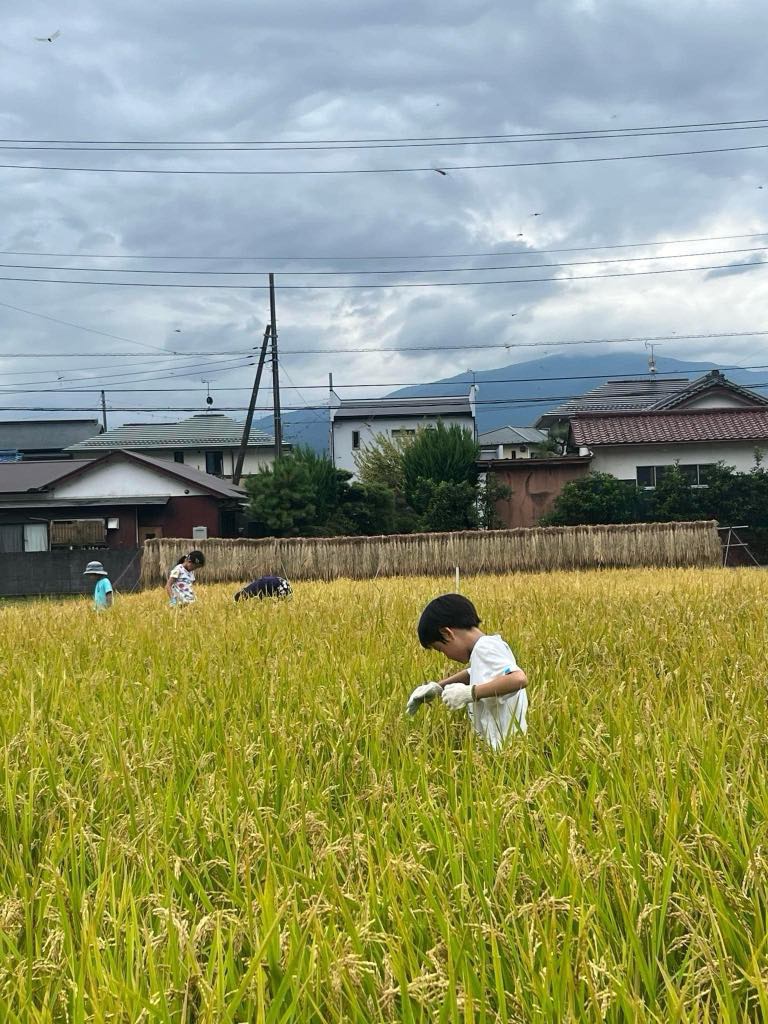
83,560,114,611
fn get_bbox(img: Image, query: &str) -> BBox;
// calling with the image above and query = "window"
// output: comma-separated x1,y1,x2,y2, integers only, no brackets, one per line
636,464,715,488
392,428,416,439
0,525,23,552
352,430,361,450
173,451,185,464
205,451,224,475
50,520,106,548
23,524,48,551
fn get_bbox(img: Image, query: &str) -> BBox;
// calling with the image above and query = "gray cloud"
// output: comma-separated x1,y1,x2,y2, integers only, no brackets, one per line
0,0,767,427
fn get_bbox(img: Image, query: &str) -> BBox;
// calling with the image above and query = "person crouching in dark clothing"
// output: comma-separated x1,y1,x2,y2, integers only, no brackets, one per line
234,575,292,601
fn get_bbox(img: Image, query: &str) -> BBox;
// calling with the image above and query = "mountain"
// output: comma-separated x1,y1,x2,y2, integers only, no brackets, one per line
258,351,767,452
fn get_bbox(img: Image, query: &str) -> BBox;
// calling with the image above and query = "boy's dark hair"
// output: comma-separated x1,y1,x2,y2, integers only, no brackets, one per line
417,593,481,648
187,550,206,567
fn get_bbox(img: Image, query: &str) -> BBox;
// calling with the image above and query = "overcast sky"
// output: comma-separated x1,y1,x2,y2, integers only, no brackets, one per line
1,0,768,429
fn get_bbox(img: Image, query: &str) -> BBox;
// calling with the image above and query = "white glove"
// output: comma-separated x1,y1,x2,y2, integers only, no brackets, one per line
405,682,442,716
442,683,474,710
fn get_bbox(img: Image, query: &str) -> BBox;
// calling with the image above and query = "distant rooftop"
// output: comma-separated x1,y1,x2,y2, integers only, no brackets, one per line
0,450,245,499
332,395,474,420
571,408,768,446
478,425,547,446
536,370,768,427
0,419,102,452
536,378,691,427
67,413,276,451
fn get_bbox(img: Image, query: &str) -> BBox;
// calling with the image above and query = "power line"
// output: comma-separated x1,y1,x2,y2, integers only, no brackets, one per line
4,117,768,146
0,257,765,289
3,328,768,359
3,245,767,277
0,298,179,355
5,124,768,153
4,230,768,263
2,141,768,175
0,355,256,390
8,380,768,413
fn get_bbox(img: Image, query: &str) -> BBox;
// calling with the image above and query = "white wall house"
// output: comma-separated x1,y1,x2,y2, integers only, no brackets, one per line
477,425,547,461
67,414,285,480
571,409,768,487
330,393,476,475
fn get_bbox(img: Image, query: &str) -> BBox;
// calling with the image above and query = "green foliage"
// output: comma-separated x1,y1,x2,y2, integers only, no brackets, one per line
354,431,413,492
245,446,398,537
542,471,647,525
326,481,397,536
647,464,704,522
401,421,479,500
244,453,319,537
409,479,479,532
477,473,512,530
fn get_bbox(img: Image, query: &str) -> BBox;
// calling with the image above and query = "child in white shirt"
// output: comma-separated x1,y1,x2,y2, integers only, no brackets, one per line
407,593,528,749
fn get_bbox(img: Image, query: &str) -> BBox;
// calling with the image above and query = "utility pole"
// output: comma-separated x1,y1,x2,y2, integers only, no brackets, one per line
100,390,108,431
233,325,271,485
269,272,283,458
328,372,334,462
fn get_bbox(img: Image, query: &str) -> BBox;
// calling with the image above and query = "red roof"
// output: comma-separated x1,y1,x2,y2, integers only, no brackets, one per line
571,408,768,446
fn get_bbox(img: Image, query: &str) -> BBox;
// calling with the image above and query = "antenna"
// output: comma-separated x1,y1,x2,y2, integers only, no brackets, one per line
644,341,657,376
201,379,214,408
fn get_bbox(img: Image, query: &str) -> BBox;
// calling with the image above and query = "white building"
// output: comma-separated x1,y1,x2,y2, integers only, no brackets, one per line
67,414,286,480
330,393,476,475
477,425,547,461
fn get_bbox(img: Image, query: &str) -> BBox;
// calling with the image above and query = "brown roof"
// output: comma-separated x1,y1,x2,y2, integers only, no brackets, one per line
0,459,94,494
571,408,768,446
0,450,246,499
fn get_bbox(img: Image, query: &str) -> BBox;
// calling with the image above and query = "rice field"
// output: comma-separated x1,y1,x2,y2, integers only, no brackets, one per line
0,568,767,1022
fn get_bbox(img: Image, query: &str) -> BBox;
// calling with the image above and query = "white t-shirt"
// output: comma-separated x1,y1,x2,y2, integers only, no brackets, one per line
467,634,527,749
168,564,196,604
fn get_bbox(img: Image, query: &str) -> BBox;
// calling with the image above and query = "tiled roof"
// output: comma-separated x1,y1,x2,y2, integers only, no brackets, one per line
67,414,275,451
0,459,94,494
571,408,768,446
651,369,768,410
0,419,102,450
478,425,547,445
0,450,246,498
332,396,473,419
536,378,691,424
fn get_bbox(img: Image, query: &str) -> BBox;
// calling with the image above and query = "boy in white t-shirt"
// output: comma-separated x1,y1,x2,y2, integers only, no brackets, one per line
407,594,528,749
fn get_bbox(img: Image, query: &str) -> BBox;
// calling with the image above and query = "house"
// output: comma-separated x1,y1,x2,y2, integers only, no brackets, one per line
561,370,768,486
535,369,768,429
477,425,547,461
0,449,246,552
482,369,768,527
0,419,102,462
570,408,768,486
66,413,286,479
330,393,476,475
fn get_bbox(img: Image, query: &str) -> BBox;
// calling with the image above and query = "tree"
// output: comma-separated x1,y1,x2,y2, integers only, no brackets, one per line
542,472,646,526
476,474,512,530
401,422,480,531
354,431,414,493
245,456,319,537
647,464,703,522
401,421,479,499
245,446,398,537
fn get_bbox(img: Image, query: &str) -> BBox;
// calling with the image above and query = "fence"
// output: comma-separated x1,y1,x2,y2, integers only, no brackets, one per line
140,521,722,586
0,547,142,598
